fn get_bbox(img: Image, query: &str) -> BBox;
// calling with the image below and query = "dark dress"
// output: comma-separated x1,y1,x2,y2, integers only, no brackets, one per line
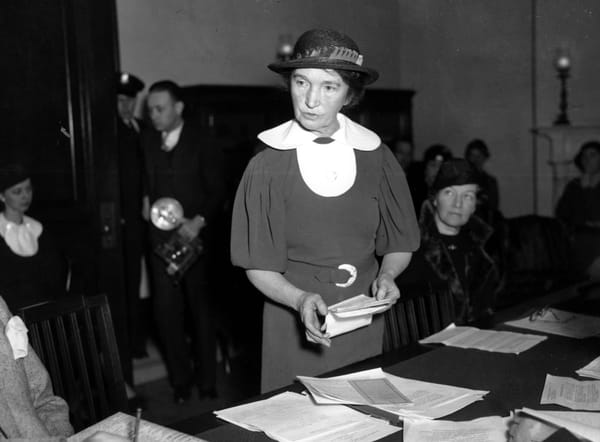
231,141,419,392
555,178,600,272
0,228,66,311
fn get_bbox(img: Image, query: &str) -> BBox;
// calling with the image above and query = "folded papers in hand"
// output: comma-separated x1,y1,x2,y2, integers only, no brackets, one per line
307,295,393,343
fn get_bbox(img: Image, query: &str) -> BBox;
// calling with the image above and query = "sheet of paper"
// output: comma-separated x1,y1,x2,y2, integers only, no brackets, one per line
505,309,600,339
68,412,206,442
214,391,400,442
307,368,488,420
403,416,509,442
419,323,476,344
419,324,546,354
297,374,411,405
519,408,600,442
540,374,600,411
577,355,600,380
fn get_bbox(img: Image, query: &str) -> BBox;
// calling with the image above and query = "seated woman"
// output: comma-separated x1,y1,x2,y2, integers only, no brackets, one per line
396,159,500,325
0,296,73,440
0,163,67,311
555,141,600,280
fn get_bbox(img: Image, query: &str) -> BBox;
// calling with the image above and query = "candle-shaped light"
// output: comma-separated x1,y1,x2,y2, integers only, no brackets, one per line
553,47,571,126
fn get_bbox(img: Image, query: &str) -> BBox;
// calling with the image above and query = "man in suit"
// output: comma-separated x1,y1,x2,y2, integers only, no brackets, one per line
142,80,224,403
0,296,73,440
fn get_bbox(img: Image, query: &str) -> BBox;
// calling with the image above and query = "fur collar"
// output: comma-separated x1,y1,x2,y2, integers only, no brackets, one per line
418,200,495,316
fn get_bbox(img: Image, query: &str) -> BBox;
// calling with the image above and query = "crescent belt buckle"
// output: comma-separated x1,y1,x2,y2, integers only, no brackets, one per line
336,264,357,288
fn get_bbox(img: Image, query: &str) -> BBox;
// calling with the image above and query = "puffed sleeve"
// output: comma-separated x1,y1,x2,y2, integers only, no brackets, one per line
230,151,288,272
375,145,420,255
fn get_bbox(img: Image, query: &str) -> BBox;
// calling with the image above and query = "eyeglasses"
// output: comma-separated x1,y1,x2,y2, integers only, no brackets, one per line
529,306,560,322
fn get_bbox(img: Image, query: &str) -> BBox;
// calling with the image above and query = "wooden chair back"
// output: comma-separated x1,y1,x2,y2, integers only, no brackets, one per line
383,284,455,352
18,294,128,431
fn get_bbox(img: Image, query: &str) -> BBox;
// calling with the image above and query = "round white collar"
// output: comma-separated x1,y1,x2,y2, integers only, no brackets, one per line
257,113,380,151
0,213,43,257
257,114,380,197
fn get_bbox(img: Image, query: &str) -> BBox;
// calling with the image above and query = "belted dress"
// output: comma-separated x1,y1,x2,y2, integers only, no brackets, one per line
231,114,419,392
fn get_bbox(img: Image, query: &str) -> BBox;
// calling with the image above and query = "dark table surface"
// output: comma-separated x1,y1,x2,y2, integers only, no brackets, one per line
195,283,600,442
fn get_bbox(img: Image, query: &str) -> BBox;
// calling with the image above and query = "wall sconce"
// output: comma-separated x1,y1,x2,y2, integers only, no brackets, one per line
276,34,294,62
553,47,571,126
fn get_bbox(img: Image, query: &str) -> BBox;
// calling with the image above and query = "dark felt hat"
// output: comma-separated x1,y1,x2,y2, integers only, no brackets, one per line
116,72,145,97
268,29,379,85
574,140,600,171
431,158,478,194
0,163,30,192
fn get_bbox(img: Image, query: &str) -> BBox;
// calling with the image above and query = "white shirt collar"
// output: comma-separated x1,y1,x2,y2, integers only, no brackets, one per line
257,113,380,151
162,122,184,152
0,213,42,257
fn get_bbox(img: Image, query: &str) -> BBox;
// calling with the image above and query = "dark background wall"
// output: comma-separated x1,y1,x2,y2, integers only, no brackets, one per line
116,0,600,217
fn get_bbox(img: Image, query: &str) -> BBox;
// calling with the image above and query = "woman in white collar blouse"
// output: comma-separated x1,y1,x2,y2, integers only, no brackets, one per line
231,29,420,392
0,164,66,311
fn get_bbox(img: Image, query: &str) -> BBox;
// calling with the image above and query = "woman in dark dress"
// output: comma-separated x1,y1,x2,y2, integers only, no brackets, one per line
396,159,500,324
231,29,420,392
556,141,600,279
0,164,66,310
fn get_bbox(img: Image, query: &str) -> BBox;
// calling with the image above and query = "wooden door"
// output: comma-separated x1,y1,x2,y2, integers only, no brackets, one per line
0,0,125,300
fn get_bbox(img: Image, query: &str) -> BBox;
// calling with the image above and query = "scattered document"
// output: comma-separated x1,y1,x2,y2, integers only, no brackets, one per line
518,408,600,442
419,323,547,354
540,374,600,411
505,309,600,339
214,391,400,442
403,416,510,442
307,295,393,343
577,356,600,380
68,412,206,441
301,368,488,420
297,374,412,405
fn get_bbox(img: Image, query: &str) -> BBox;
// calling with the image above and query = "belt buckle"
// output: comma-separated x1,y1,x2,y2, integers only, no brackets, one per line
335,264,357,288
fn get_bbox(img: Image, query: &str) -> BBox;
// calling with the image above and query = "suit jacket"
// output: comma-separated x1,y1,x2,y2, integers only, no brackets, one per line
142,121,225,247
0,297,73,440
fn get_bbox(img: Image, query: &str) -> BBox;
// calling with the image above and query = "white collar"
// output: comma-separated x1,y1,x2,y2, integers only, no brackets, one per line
162,122,184,152
257,113,380,151
258,114,380,197
0,213,42,257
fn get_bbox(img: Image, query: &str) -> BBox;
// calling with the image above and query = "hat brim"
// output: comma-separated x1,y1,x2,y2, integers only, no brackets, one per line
268,58,379,85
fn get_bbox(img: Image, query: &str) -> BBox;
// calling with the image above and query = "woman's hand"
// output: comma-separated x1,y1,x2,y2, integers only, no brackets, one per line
371,273,401,303
297,292,331,347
